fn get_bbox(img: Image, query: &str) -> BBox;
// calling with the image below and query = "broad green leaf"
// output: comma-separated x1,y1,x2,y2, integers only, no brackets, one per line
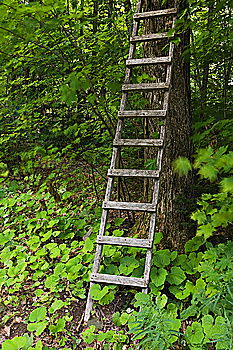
118,312,131,325
49,299,66,313
185,236,205,252
134,292,150,307
150,267,167,287
153,249,171,267
119,256,139,275
202,315,214,337
167,267,186,285
153,232,163,244
186,322,204,344
29,307,47,322
27,321,48,336
2,336,27,350
90,284,109,301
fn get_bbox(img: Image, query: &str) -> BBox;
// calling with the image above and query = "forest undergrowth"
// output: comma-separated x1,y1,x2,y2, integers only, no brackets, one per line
0,0,232,349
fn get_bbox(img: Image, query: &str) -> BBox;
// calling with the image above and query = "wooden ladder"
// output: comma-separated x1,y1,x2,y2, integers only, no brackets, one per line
84,0,177,322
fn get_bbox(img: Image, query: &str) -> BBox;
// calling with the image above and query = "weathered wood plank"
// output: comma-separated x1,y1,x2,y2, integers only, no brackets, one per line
107,169,160,178
84,281,94,322
113,138,163,147
90,273,147,288
144,249,153,285
134,8,177,20
103,201,156,212
118,110,166,118
126,57,171,66
131,33,170,42
96,236,152,248
122,83,169,91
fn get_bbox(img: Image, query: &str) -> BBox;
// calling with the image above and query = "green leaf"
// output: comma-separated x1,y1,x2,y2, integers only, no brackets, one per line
62,191,73,200
114,217,125,226
2,336,27,350
96,332,107,342
153,249,171,267
134,292,150,307
194,148,214,167
181,252,203,274
150,267,168,287
153,232,163,244
0,229,15,245
119,256,139,275
173,157,192,176
196,223,215,239
49,318,66,333
83,237,94,252
156,294,167,308
191,210,207,225
104,264,119,275
202,315,214,337
33,341,43,350
118,312,131,325
170,280,194,300
186,322,204,345
29,307,47,322
185,236,205,252
180,305,198,320
112,312,120,325
145,158,157,170
27,321,48,336
220,177,233,192
49,299,66,313
90,284,109,301
198,164,218,182
167,267,186,285
81,325,96,344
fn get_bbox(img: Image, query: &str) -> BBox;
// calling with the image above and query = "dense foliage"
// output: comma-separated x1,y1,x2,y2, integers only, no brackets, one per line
0,0,232,349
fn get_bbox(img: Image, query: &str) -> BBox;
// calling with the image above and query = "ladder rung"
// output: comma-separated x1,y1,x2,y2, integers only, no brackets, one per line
122,83,169,91
96,236,152,248
126,57,171,66
134,8,177,20
91,273,147,288
131,33,170,42
108,169,159,178
118,110,166,118
103,201,156,212
113,139,163,147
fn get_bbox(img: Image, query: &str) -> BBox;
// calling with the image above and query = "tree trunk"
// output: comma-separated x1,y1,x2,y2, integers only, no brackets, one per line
143,0,193,250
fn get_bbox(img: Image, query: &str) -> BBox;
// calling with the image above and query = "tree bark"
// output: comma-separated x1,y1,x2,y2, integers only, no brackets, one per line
143,0,193,250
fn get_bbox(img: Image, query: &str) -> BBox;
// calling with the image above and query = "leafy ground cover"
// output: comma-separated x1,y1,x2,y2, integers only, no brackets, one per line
1,155,233,349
